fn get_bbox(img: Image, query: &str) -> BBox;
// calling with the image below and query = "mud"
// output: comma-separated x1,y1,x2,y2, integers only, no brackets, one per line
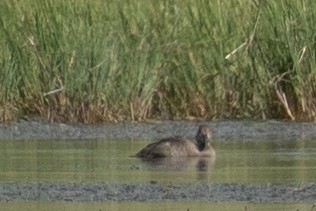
1,119,316,140
0,182,315,202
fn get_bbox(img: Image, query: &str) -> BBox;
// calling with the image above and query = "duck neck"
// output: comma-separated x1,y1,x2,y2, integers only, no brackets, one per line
196,133,208,151
197,141,206,151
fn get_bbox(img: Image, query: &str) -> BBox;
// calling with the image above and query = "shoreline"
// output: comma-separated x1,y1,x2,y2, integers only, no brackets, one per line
0,181,315,203
0,120,316,140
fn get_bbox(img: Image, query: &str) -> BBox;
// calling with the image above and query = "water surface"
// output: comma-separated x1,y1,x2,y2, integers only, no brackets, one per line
1,201,315,211
1,138,316,183
1,138,316,210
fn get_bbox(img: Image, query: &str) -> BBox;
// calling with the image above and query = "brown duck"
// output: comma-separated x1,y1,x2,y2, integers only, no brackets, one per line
135,125,216,158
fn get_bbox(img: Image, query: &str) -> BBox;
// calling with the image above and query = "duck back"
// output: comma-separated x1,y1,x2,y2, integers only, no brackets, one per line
135,125,215,158
136,137,204,158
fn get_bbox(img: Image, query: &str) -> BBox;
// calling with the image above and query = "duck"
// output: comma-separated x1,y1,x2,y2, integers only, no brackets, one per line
135,125,216,158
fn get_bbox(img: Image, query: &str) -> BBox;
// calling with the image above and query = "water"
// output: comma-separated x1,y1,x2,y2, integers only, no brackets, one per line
1,138,316,210
1,201,315,211
1,138,316,183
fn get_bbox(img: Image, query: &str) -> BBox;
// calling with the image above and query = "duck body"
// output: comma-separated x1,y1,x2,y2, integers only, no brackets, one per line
135,125,216,158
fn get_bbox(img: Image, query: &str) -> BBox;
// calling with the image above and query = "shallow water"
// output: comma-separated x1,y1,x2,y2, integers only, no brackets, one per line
1,138,316,183
1,138,316,210
1,201,315,211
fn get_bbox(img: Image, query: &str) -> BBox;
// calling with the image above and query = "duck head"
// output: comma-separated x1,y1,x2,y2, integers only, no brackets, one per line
195,125,212,151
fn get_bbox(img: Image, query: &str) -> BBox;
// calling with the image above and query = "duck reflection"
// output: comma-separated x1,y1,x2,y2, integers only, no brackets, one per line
140,156,215,171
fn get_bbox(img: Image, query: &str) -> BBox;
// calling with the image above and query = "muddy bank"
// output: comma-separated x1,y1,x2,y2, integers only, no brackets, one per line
0,182,315,203
1,120,316,140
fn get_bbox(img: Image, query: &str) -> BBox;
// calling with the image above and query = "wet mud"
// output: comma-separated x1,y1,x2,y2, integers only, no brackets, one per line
1,119,316,140
0,182,315,203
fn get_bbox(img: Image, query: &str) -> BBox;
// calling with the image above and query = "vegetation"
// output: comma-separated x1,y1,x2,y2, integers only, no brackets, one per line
1,0,316,122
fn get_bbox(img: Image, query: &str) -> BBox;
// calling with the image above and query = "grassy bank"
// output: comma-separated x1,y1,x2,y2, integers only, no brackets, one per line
1,0,316,122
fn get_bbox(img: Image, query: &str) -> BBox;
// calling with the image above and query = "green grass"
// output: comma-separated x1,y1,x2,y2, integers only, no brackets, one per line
1,0,316,122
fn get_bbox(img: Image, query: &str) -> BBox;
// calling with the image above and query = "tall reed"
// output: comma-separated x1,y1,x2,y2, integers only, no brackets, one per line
1,0,316,122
